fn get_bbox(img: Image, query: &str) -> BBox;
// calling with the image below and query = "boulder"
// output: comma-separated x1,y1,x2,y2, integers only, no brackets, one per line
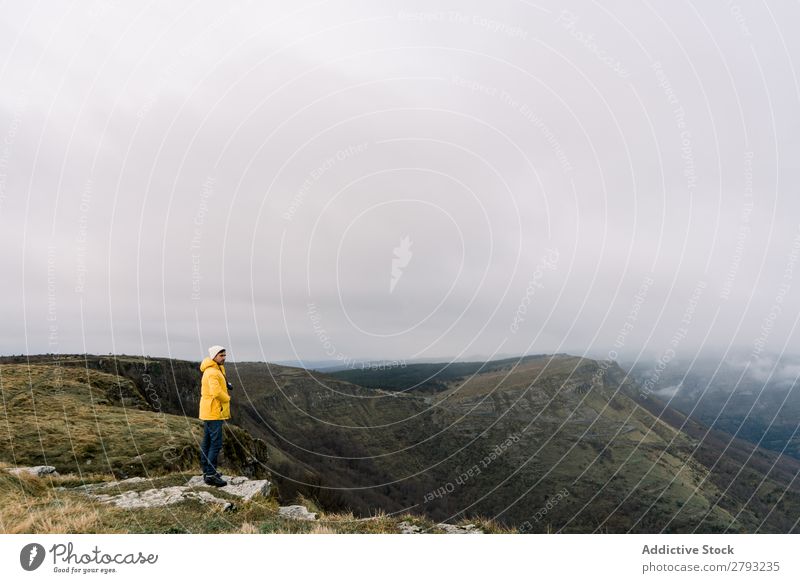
435,523,483,534
278,505,317,521
398,520,423,534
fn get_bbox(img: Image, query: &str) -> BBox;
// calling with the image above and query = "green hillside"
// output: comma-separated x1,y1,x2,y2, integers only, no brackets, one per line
0,361,269,479
231,354,800,532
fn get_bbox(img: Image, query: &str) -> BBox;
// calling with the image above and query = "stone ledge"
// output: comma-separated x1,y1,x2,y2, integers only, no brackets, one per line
70,474,271,511
186,475,271,501
398,521,484,534
8,465,59,478
87,486,234,511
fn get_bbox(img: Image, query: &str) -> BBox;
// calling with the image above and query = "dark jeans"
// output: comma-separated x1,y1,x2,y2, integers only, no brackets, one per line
200,420,224,477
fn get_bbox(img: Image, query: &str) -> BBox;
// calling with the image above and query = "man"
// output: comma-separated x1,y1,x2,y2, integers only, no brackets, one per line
199,345,231,487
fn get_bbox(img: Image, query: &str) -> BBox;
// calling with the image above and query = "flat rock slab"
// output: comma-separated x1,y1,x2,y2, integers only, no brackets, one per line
398,520,423,534
9,466,59,477
397,521,484,534
278,505,317,521
436,523,483,534
186,475,271,501
74,475,269,511
87,486,233,510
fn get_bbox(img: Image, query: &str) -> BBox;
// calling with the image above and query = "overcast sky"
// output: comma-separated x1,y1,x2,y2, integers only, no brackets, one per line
2,1,799,366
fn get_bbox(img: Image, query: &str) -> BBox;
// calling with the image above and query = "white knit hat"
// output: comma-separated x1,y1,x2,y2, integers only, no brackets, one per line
207,345,226,359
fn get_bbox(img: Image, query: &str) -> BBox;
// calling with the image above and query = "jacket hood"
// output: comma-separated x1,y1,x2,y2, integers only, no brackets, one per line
200,357,218,372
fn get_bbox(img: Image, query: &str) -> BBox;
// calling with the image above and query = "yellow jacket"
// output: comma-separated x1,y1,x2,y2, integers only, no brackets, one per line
199,357,231,420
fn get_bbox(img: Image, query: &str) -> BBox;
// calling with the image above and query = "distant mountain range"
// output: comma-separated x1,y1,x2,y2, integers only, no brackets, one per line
3,352,799,533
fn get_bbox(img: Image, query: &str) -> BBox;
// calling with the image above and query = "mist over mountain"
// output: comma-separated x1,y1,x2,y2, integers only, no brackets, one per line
626,351,800,461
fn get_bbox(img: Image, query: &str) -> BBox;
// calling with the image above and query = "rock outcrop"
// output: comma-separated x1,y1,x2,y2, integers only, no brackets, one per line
9,465,59,477
67,474,271,511
277,505,317,521
186,475,271,501
87,485,234,510
435,522,483,534
398,520,483,534
398,520,423,534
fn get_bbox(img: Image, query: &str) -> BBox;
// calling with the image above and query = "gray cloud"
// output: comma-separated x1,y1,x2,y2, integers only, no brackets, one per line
2,1,799,366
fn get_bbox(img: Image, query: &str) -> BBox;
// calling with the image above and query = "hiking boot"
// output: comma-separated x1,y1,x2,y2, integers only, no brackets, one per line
203,474,227,487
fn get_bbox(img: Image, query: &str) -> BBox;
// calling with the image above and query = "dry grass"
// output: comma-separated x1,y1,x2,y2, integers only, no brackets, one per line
462,516,511,534
0,464,514,534
0,463,270,534
293,492,321,514
0,465,121,534
315,510,424,534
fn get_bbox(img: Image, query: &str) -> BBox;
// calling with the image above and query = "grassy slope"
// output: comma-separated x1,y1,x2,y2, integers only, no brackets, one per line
421,355,741,532
0,362,270,479
632,390,800,533
262,354,800,532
